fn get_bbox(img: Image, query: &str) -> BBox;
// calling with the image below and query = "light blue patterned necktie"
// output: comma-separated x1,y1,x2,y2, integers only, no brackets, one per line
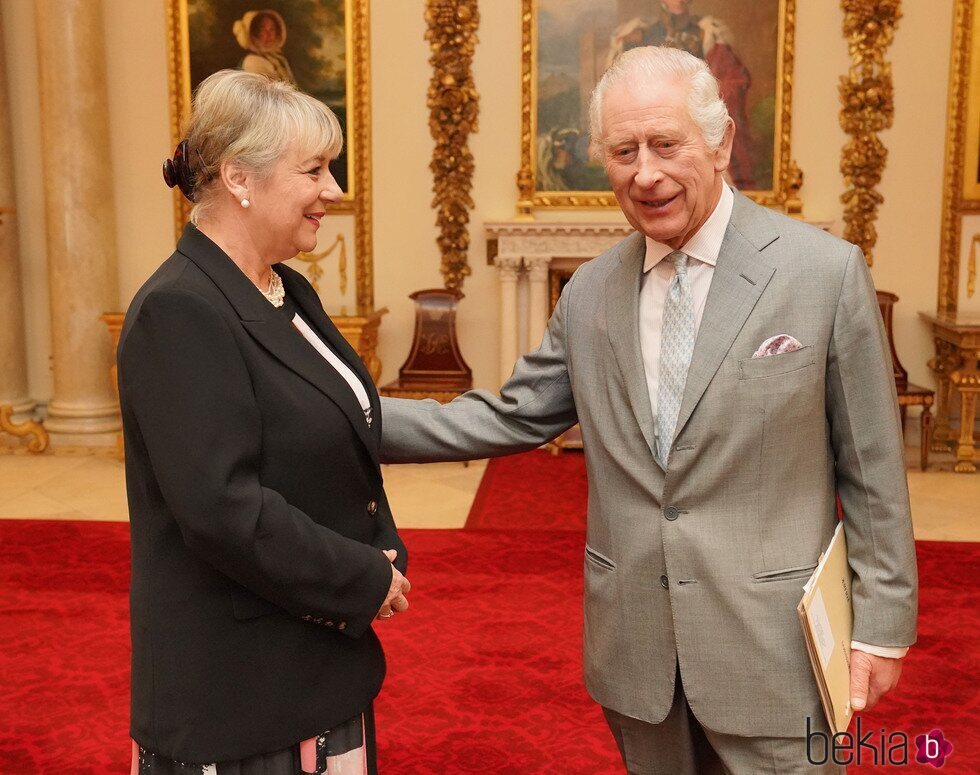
656,250,695,467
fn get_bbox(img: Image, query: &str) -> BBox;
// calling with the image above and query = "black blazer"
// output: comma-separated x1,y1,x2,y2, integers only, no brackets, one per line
118,224,407,763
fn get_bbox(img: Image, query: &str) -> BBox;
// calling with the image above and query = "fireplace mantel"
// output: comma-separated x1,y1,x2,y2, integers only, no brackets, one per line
484,220,633,383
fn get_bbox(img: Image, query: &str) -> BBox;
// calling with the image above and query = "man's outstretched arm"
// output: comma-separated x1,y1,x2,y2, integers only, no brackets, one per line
381,270,582,464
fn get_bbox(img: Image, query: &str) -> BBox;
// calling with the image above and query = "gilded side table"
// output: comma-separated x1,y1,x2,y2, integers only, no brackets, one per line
328,307,388,384
921,312,980,472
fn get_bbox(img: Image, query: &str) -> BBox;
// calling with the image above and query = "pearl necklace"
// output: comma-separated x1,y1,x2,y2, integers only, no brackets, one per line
261,270,285,307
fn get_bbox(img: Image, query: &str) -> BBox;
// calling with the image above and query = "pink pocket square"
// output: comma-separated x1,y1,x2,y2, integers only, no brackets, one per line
753,334,803,358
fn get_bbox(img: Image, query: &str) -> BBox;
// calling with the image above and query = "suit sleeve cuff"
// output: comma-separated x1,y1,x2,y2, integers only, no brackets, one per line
851,641,909,659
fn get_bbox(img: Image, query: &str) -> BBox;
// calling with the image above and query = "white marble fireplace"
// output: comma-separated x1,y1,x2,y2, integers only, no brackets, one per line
485,220,634,384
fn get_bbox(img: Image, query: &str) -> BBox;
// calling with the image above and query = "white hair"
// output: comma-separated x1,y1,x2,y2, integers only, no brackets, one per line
185,70,343,224
589,46,730,159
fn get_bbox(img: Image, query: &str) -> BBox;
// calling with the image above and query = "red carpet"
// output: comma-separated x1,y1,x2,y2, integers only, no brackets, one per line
0,521,617,774
466,449,587,530
1,517,977,773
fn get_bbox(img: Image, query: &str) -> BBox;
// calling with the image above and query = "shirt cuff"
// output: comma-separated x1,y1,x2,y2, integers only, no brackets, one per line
851,641,909,659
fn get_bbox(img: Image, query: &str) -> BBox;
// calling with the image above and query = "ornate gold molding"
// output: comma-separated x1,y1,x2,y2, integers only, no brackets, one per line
296,235,347,295
938,0,974,315
838,0,902,267
165,0,374,309
0,405,48,453
351,0,374,309
425,0,480,291
968,234,979,299
757,0,802,214
516,1,534,218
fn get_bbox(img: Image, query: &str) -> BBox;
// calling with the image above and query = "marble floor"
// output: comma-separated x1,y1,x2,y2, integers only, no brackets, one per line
0,444,976,540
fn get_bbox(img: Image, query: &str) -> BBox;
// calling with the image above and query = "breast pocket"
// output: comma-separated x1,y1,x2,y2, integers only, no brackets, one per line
738,345,815,380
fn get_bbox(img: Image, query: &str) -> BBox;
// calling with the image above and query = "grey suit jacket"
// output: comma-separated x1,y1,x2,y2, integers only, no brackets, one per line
380,192,917,737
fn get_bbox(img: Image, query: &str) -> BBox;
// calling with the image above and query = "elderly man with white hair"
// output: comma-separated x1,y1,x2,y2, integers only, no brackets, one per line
381,45,917,774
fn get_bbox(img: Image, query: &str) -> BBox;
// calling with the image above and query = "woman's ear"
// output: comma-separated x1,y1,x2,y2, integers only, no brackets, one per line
220,160,251,202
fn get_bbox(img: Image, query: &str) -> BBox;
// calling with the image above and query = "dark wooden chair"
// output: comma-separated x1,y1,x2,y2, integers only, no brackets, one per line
379,288,472,402
876,291,933,470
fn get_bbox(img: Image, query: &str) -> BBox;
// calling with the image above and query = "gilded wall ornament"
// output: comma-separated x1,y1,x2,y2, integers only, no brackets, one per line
838,0,902,267
296,236,348,296
0,405,48,453
425,0,480,291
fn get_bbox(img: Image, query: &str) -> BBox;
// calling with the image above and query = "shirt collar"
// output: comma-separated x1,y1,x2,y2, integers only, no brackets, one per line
643,184,735,273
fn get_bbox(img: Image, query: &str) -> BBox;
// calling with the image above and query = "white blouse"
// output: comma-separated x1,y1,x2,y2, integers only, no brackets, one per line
290,312,372,426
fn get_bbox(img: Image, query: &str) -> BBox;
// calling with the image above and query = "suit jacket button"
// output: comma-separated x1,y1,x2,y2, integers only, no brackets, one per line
660,575,669,589
367,500,378,515
664,506,679,521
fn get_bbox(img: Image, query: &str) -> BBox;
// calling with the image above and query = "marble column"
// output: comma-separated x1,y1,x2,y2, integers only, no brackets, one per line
495,256,522,385
0,6,35,421
526,256,551,352
35,0,120,444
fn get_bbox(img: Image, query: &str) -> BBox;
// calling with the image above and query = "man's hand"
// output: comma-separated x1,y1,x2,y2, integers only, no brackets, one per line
377,549,410,620
849,650,903,712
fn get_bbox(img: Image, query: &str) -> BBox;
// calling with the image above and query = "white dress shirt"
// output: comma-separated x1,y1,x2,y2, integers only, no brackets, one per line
639,184,733,421
637,184,906,662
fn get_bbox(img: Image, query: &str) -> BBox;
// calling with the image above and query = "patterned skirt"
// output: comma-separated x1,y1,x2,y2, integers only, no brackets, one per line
131,705,376,775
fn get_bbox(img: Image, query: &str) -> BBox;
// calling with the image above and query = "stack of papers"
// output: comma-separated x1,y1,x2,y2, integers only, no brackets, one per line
797,521,854,735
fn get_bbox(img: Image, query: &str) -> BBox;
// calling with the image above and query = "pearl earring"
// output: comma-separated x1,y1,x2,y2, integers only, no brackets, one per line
240,198,250,208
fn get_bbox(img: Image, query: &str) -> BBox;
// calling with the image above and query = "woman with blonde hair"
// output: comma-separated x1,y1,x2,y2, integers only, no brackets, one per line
121,69,408,774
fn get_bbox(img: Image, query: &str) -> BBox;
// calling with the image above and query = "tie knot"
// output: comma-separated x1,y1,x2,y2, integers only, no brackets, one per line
670,250,689,276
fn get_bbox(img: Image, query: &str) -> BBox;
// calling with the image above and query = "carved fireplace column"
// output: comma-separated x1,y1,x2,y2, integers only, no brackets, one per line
0,7,34,422
34,0,120,444
494,255,522,384
526,255,551,351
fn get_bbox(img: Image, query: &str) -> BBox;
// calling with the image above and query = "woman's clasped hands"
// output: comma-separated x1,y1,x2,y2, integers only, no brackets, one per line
377,549,410,621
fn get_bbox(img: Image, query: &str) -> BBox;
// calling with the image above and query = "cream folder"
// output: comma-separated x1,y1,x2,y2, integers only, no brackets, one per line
797,521,854,735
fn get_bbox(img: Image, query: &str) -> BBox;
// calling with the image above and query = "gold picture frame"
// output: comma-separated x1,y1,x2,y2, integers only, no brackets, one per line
962,0,980,204
517,0,799,216
938,0,980,315
165,0,374,309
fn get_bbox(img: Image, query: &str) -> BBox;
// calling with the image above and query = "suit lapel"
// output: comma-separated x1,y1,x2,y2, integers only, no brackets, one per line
605,232,660,462
279,267,382,453
671,193,777,442
177,225,379,467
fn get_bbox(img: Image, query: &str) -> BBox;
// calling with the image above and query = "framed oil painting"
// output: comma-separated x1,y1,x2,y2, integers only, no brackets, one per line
166,0,375,309
518,0,797,213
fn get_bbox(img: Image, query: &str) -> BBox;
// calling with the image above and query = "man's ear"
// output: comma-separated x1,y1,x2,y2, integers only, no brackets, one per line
713,118,735,174
219,160,251,202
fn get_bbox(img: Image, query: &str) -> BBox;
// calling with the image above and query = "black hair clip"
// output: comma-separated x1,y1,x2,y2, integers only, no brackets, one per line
163,140,197,202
